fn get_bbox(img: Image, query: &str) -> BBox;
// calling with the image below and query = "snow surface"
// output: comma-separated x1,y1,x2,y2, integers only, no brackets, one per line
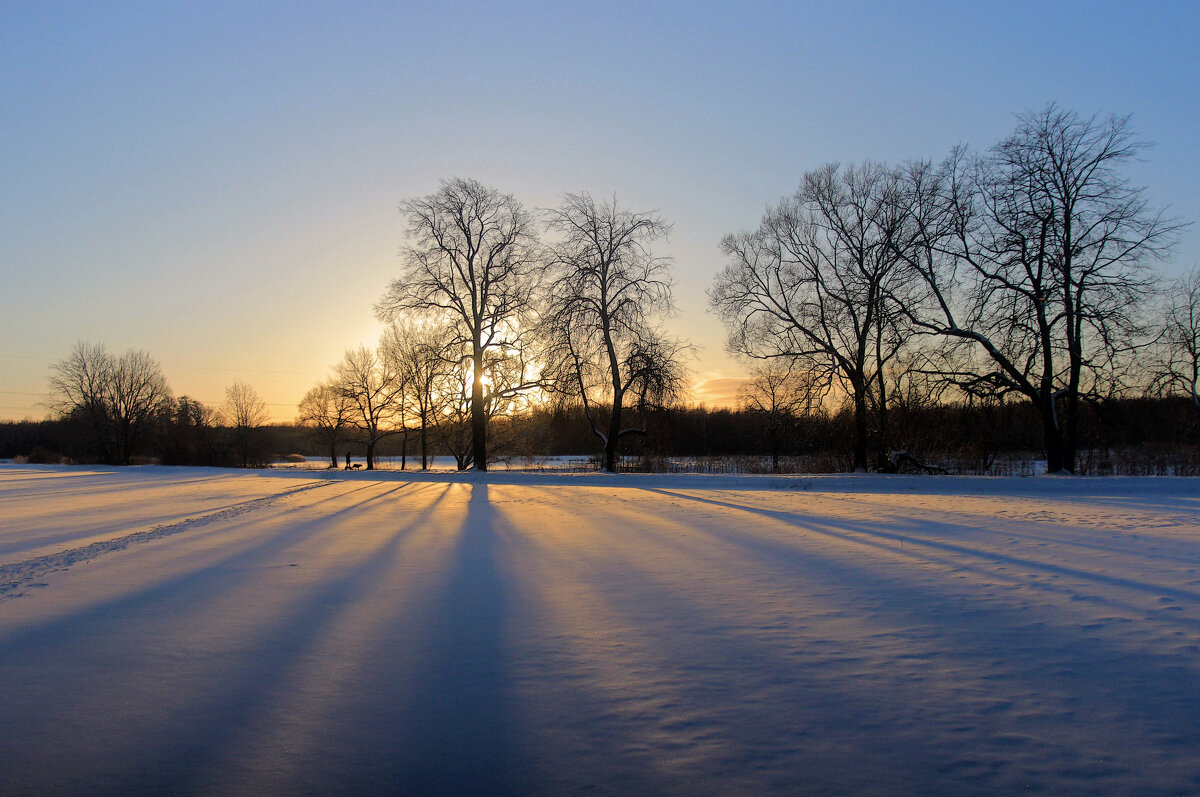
2,464,1200,795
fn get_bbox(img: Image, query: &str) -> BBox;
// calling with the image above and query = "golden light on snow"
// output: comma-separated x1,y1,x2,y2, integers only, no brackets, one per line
4,467,1200,792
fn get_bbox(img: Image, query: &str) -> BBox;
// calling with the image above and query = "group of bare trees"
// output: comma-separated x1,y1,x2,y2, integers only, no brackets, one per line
47,342,172,466
47,108,1194,475
314,109,1191,476
47,342,272,466
301,179,689,472
298,327,463,471
712,105,1187,473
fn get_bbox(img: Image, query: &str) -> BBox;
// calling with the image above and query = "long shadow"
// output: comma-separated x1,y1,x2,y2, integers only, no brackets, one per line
0,474,254,541
644,487,1200,607
548,490,1200,792
153,483,457,795
0,480,338,596
282,481,412,523
0,470,249,500
0,483,458,795
484,488,1200,794
902,517,1200,567
489,516,827,794
0,482,386,644
376,481,529,796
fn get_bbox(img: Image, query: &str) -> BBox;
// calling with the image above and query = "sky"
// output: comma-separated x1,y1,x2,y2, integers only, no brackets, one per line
2,0,1198,422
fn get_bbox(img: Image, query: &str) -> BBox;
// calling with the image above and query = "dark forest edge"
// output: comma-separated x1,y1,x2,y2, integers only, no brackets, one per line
3,394,1198,476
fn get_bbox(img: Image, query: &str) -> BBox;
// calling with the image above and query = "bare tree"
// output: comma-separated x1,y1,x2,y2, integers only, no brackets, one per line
376,178,544,471
298,381,357,468
333,345,405,470
544,193,689,472
380,320,453,470
432,371,474,469
47,342,171,465
222,381,270,468
1151,265,1200,414
738,360,828,472
711,163,914,471
897,106,1180,472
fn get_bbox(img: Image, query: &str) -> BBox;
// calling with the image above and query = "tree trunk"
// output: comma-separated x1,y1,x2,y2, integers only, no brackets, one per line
1062,329,1082,475
874,361,889,471
852,384,869,472
1041,403,1067,474
1062,394,1080,475
471,348,487,472
366,440,375,470
770,416,781,473
420,410,428,470
328,441,337,469
605,398,623,473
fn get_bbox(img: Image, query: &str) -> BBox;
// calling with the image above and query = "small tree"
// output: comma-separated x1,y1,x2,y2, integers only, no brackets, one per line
298,381,356,468
1151,265,1200,417
222,381,270,468
425,347,475,469
739,360,827,472
381,319,456,470
334,345,405,470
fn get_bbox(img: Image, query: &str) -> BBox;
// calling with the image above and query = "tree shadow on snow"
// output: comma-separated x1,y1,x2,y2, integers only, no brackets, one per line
380,481,531,796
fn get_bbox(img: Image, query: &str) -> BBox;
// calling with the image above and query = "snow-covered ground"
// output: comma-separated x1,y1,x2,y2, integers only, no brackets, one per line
2,464,1199,795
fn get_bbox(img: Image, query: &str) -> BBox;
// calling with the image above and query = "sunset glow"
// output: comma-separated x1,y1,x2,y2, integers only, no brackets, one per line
2,3,1196,422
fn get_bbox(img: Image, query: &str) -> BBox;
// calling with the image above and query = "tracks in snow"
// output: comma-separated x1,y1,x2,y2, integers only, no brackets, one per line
0,479,336,599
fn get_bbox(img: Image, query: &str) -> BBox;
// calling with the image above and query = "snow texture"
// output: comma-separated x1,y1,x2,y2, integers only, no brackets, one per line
2,464,1199,795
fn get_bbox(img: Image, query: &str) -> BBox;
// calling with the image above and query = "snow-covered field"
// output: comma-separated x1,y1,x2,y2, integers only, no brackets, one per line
2,465,1200,795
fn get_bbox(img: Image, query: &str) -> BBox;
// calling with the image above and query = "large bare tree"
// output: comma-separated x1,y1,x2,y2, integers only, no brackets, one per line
544,193,688,472
376,178,543,471
48,342,171,465
711,163,914,471
896,106,1179,472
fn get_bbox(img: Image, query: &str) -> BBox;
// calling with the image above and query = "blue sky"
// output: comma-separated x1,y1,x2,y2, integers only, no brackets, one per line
3,1,1198,420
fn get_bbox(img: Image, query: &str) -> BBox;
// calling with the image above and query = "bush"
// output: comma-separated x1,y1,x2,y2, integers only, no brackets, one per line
27,446,67,465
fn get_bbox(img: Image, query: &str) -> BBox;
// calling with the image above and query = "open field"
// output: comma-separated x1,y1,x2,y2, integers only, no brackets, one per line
2,465,1200,795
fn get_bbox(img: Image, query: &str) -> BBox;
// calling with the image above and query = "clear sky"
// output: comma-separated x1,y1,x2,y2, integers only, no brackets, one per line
2,0,1198,421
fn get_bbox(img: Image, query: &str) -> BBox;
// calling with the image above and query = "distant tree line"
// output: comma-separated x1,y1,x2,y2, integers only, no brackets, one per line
19,105,1200,474
6,390,1196,475
26,341,276,467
